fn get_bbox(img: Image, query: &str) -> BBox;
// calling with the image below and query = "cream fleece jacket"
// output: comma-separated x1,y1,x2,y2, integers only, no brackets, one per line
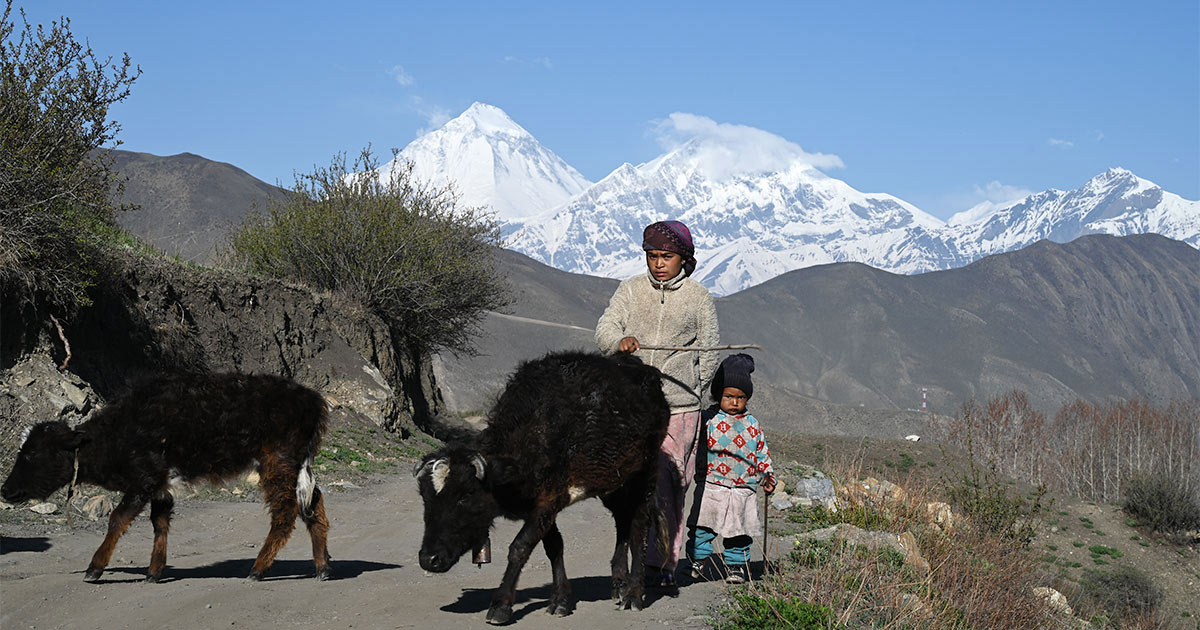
595,270,720,413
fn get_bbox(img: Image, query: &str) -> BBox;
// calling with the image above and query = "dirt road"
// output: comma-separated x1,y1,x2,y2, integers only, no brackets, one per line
1,474,732,629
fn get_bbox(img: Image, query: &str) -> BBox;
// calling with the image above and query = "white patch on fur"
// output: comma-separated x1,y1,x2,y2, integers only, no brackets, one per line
165,468,189,497
431,460,451,494
18,426,31,448
567,486,589,505
296,457,316,516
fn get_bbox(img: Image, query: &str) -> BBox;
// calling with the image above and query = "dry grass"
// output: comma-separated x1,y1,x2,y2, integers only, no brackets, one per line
721,459,1063,629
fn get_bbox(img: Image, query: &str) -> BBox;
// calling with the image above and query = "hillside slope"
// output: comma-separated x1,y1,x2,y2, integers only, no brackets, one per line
111,150,288,264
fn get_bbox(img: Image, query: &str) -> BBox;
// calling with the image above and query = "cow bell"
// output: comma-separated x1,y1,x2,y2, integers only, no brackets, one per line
473,538,492,566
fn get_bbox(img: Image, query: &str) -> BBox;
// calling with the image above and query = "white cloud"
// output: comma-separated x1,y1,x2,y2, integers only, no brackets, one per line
1094,130,1105,142
974,180,1033,204
944,180,1035,225
1047,137,1074,149
502,55,553,70
651,112,844,181
389,65,414,87
411,96,451,137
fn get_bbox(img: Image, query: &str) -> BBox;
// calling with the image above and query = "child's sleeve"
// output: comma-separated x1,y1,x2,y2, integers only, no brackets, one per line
595,281,631,354
752,416,775,480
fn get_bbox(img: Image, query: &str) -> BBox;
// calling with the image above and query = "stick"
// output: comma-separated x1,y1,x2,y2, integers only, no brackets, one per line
763,486,772,579
637,344,762,352
49,314,72,371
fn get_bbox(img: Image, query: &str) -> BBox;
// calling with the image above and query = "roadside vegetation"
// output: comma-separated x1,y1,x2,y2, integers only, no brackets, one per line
226,149,508,355
718,392,1198,629
0,0,140,314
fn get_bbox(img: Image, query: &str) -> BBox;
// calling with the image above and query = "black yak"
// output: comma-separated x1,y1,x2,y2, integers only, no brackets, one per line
414,351,670,624
1,372,332,583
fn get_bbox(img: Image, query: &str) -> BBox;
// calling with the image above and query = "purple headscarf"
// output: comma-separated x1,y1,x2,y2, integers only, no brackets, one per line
642,220,697,277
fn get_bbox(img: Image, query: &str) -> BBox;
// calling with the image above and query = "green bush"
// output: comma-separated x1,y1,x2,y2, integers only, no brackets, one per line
720,593,838,630
1080,566,1163,621
948,456,1045,544
1,2,140,313
1122,471,1200,535
228,148,508,354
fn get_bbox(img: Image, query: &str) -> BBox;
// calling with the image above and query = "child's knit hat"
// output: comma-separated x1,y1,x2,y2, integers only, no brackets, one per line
712,353,755,399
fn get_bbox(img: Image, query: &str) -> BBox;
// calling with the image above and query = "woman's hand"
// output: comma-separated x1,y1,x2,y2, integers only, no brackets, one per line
618,336,641,353
762,475,777,494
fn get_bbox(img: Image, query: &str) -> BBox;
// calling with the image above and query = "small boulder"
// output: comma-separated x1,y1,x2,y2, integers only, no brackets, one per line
1033,586,1073,617
926,501,956,533
80,495,114,520
794,523,930,576
30,502,57,514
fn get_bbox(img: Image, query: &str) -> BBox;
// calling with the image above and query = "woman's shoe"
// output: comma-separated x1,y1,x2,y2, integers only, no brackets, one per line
646,568,676,588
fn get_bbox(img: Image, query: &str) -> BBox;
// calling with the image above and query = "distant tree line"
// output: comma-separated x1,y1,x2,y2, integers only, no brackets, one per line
939,391,1199,513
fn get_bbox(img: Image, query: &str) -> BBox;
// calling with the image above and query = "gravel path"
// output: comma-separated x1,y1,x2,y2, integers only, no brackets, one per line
1,474,733,629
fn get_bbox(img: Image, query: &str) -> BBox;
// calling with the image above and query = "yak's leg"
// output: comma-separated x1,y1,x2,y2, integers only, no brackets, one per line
542,524,572,617
623,467,658,610
601,489,635,603
299,486,332,580
145,492,175,582
487,507,561,625
84,492,149,582
247,456,300,581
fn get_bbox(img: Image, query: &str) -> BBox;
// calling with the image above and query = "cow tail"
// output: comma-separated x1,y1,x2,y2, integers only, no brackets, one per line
652,504,671,562
297,393,329,518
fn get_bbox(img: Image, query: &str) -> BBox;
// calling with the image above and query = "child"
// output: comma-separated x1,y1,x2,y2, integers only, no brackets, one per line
687,353,776,584
595,220,720,587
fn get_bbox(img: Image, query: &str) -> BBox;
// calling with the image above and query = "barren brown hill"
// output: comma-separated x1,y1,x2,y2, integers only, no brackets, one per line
111,149,287,264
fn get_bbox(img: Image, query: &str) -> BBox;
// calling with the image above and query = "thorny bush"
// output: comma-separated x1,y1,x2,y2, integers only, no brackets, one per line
228,147,508,354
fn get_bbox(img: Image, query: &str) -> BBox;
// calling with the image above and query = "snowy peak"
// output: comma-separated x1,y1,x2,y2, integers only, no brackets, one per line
445,102,528,136
950,169,1198,259
382,103,591,224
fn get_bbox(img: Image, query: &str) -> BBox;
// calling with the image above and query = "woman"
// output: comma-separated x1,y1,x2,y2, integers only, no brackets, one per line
595,220,719,587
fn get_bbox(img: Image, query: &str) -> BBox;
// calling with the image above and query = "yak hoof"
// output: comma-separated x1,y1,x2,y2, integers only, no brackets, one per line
144,573,164,584
547,600,574,617
485,604,513,625
245,571,264,582
315,565,333,581
621,588,646,611
83,569,103,583
610,577,627,602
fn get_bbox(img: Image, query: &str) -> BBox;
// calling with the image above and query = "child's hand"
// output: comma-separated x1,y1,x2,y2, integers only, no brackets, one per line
763,475,777,494
618,336,641,353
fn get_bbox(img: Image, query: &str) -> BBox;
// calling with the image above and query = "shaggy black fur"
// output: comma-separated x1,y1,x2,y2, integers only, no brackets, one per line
414,351,670,625
1,372,332,583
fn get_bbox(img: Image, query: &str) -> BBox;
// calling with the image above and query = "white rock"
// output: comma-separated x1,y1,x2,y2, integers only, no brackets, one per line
904,434,921,442
1033,587,1074,617
30,502,57,514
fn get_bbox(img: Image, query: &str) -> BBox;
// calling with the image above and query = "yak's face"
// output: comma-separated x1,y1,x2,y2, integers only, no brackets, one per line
413,446,498,573
1,422,81,503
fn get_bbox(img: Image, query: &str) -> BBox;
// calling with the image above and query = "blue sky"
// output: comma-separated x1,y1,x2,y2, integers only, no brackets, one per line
21,1,1200,218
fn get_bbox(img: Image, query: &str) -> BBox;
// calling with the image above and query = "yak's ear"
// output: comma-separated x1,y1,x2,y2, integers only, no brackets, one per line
484,456,520,488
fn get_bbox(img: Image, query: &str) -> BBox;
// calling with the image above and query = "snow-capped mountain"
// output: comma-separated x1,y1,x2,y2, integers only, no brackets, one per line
379,102,590,225
508,136,966,295
391,104,1197,295
949,168,1200,258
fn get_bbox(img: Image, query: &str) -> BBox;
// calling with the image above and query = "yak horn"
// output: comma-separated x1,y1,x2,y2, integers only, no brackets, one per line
471,454,486,481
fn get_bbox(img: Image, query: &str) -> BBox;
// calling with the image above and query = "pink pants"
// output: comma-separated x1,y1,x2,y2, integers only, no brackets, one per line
645,410,701,571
